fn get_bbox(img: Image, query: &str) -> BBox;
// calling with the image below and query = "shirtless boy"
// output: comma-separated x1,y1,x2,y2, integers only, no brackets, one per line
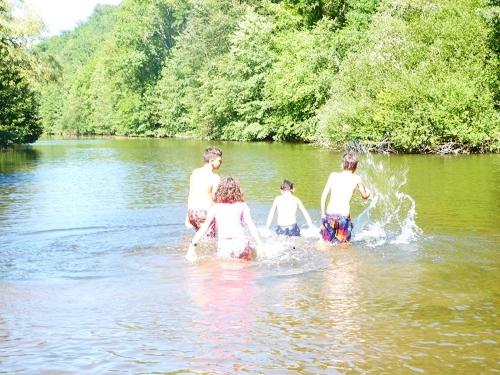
320,152,370,243
186,147,222,236
266,179,314,236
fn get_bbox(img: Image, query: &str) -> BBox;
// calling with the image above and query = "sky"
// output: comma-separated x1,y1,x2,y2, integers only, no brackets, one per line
23,0,122,36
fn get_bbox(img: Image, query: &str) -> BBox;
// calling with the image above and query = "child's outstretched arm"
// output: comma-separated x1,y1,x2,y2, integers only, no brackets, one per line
265,198,278,229
297,198,314,228
243,204,264,255
357,179,370,200
185,213,193,228
186,209,215,262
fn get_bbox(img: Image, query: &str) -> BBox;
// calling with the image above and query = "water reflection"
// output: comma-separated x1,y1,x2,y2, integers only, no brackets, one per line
0,146,40,174
186,260,257,372
251,250,365,373
0,147,40,221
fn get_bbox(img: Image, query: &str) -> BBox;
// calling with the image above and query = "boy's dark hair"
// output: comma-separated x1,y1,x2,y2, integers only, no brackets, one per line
342,152,358,171
280,179,294,191
203,147,222,163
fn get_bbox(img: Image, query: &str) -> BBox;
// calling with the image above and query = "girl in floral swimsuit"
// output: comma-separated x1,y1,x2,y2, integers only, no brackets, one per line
186,177,263,262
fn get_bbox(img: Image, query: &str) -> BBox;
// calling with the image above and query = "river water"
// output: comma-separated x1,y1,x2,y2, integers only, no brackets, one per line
0,138,498,373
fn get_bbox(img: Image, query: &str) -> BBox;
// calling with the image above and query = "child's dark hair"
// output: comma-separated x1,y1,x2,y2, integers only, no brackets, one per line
203,147,222,163
342,152,358,171
280,179,294,191
214,177,245,204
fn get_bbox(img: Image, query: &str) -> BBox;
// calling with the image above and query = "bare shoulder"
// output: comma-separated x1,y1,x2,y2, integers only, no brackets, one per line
326,171,338,183
191,167,203,177
189,168,200,183
274,195,286,206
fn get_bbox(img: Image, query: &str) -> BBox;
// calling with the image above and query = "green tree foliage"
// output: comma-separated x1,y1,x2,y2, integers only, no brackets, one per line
151,0,248,137
37,0,187,136
153,1,352,141
34,4,118,134
263,17,338,141
193,7,276,140
280,0,349,27
318,0,500,152
0,0,42,147
36,0,499,153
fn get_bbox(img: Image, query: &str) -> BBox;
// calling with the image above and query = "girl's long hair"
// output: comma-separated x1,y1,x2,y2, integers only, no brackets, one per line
214,177,245,204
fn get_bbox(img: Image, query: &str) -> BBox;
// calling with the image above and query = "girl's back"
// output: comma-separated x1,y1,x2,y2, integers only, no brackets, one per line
212,202,248,240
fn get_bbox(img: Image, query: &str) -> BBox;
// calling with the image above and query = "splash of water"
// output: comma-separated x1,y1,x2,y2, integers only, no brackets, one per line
352,148,422,248
256,227,329,273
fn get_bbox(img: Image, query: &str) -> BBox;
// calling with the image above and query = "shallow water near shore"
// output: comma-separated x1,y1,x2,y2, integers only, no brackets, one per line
0,138,498,373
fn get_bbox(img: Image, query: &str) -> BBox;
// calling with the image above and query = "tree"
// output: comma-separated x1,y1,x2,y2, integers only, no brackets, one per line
0,0,42,147
318,0,500,153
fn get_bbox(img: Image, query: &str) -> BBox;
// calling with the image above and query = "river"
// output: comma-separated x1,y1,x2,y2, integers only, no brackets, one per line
0,138,498,373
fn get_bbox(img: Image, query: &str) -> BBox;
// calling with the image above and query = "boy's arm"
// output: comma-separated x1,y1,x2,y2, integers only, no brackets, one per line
357,178,370,200
247,217,263,249
297,198,314,228
186,209,215,262
265,198,278,229
320,174,333,217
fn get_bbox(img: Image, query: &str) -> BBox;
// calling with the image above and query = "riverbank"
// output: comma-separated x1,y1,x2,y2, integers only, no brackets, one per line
34,133,500,155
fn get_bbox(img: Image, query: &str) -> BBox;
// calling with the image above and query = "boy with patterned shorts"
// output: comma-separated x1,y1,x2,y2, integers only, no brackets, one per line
320,152,370,243
185,147,222,238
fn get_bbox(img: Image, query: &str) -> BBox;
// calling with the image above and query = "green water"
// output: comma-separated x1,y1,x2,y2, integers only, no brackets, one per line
0,138,498,373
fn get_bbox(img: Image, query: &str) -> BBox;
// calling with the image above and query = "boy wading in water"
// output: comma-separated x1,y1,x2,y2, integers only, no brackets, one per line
186,177,263,262
186,147,222,238
266,179,314,236
320,152,370,243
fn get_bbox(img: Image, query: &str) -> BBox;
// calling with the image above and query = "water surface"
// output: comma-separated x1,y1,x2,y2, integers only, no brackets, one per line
0,138,498,373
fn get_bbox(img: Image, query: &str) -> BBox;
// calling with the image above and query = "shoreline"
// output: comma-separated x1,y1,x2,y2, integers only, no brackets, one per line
30,134,499,155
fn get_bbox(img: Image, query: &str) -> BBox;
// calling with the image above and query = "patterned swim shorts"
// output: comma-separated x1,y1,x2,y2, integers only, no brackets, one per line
320,214,353,243
187,209,216,238
237,243,255,261
217,239,255,261
276,223,301,237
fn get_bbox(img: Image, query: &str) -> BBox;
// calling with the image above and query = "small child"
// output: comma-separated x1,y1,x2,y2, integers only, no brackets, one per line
186,177,263,262
266,179,314,236
320,151,370,243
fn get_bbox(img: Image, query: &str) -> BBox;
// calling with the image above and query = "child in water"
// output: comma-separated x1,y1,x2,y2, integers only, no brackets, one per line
186,177,263,262
266,179,314,236
185,147,222,238
320,151,370,243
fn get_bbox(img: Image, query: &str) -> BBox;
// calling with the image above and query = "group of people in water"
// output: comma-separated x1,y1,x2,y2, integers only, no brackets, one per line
185,147,370,262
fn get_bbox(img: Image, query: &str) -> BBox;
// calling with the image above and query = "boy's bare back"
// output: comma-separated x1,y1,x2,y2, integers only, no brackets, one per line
320,152,370,218
188,166,220,211
323,171,365,217
274,194,300,226
266,180,314,231
319,152,369,243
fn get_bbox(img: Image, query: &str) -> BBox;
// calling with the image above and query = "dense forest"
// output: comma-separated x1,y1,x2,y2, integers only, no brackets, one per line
2,0,500,152
0,0,43,147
